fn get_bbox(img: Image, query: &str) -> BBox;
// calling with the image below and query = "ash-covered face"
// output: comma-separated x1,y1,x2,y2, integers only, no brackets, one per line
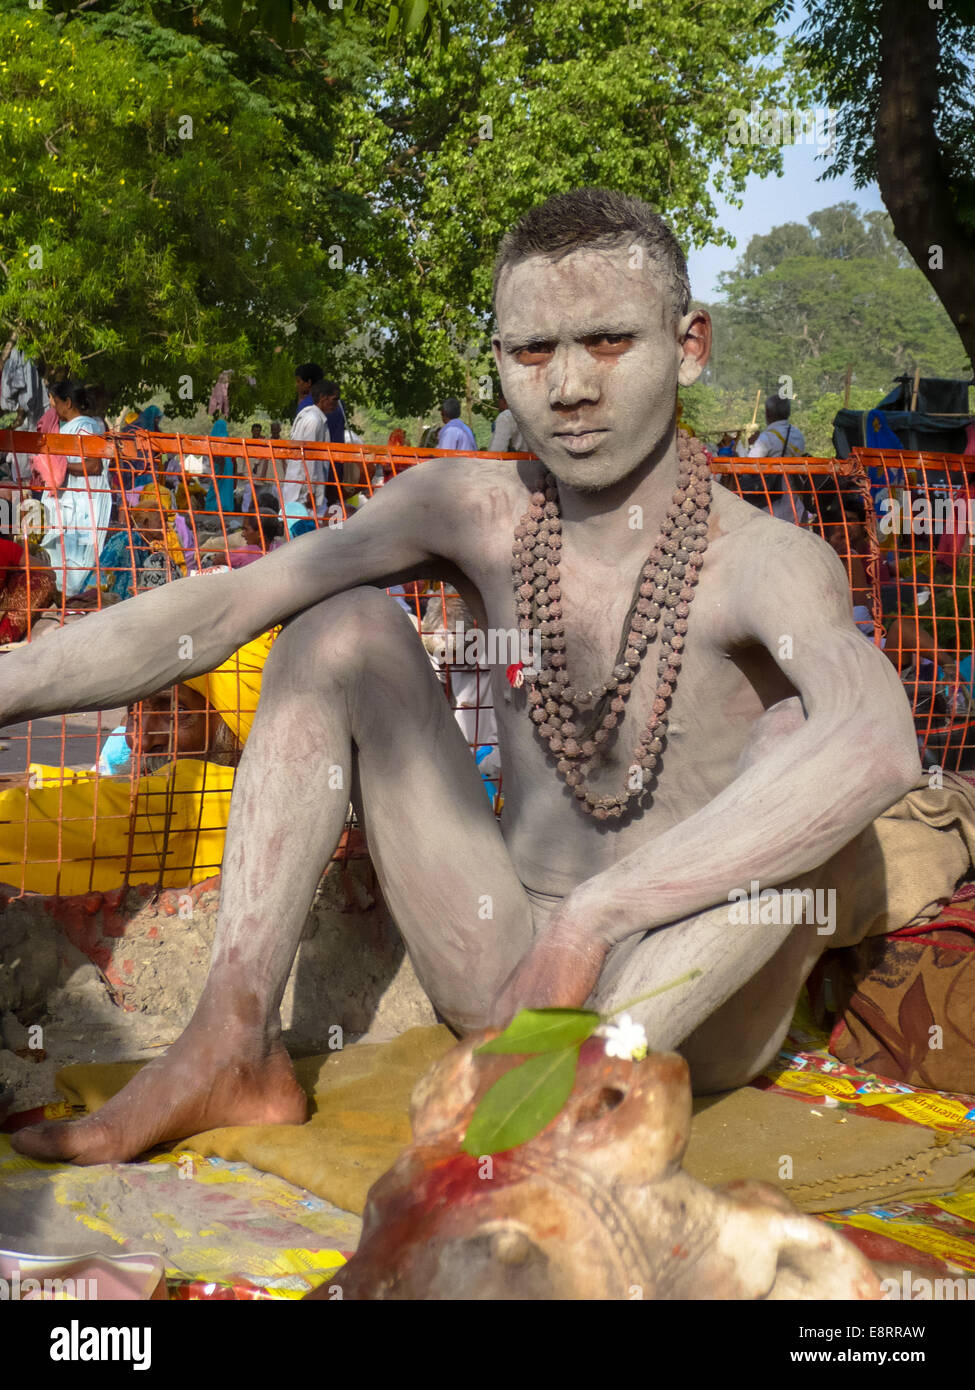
492,244,711,491
125,685,213,773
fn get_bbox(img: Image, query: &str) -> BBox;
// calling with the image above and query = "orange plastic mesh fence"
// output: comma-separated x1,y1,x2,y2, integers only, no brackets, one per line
714,450,975,772
0,432,970,897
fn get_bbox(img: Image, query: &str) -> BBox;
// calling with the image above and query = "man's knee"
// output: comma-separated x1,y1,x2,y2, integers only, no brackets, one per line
273,586,418,684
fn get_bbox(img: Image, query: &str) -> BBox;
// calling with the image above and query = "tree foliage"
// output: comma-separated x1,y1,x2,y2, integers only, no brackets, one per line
1,0,806,415
689,204,969,455
322,0,806,413
771,0,975,370
0,0,370,410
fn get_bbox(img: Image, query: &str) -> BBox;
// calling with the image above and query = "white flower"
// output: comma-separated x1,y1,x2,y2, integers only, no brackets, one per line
597,1014,648,1062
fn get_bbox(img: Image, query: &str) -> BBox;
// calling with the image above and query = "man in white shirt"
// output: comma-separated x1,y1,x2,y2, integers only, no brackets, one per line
438,397,477,452
283,380,330,508
490,393,526,452
740,395,808,524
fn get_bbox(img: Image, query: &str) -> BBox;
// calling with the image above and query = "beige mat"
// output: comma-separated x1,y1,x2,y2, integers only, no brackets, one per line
55,1025,975,1217
687,1087,975,1213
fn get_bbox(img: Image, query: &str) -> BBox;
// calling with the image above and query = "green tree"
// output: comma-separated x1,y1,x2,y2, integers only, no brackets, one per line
777,0,975,372
705,205,967,408
325,0,807,414
796,385,878,458
0,0,369,408
2,0,810,416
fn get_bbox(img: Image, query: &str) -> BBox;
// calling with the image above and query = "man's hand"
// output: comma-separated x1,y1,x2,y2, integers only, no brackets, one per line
488,920,609,1028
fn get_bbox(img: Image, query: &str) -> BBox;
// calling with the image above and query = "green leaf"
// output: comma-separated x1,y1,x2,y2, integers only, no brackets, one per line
403,0,428,35
475,1007,600,1056
221,0,246,30
462,1048,579,1157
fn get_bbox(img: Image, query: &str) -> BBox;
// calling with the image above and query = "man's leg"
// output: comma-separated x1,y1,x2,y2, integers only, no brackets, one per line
591,830,884,1094
13,587,534,1163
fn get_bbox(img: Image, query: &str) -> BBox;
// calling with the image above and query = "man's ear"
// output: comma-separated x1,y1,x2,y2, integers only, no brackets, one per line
677,309,712,386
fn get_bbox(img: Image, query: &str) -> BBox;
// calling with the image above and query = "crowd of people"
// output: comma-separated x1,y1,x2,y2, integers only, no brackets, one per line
1,360,972,771
0,359,372,627
0,352,530,635
703,394,975,766
0,357,514,798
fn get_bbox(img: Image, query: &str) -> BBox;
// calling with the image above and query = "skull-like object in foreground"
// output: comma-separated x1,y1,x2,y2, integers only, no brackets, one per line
326,1036,881,1300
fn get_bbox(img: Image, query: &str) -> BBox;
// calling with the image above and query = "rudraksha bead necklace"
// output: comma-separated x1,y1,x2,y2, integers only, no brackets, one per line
512,429,712,821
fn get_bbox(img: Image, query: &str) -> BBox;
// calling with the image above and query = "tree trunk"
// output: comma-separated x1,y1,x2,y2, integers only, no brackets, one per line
875,0,975,373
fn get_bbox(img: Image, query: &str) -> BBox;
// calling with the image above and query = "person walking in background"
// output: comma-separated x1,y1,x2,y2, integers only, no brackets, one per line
269,420,282,440
741,394,809,525
745,394,807,462
489,392,525,452
39,379,111,596
203,412,235,523
294,363,323,416
118,402,165,496
241,423,270,514
315,380,345,445
438,397,476,452
284,378,330,508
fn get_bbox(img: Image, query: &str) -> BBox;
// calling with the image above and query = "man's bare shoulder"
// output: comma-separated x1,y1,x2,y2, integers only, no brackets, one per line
706,486,858,640
382,453,539,513
710,484,837,568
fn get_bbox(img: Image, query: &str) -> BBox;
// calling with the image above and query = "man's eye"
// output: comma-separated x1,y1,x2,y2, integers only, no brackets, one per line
585,334,633,352
512,343,555,364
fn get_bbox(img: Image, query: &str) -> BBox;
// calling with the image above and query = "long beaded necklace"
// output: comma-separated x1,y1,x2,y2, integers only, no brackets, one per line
511,429,712,821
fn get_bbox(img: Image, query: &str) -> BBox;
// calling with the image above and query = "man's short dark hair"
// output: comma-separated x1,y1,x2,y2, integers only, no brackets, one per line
493,187,691,321
296,362,323,384
441,397,461,419
765,394,791,423
311,380,337,403
251,508,284,544
320,380,339,398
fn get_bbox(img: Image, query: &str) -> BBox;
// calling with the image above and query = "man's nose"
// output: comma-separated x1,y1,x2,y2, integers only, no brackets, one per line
547,345,600,410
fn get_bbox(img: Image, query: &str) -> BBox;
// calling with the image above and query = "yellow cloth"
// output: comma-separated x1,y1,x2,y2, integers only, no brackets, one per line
0,632,277,894
184,628,277,744
0,759,234,894
56,1025,458,1215
54,1024,975,1220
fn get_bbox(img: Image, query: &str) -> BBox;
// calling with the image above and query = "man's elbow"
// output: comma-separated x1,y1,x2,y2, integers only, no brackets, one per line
868,725,922,806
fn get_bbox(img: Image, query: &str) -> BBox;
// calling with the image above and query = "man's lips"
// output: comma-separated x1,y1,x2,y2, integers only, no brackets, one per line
552,428,608,453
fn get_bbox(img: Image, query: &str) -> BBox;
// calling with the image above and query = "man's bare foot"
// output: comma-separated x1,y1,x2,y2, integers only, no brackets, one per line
11,1031,307,1166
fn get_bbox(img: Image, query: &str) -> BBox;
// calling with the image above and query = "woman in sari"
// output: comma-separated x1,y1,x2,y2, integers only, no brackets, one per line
0,538,57,644
118,402,165,495
81,482,187,601
39,380,110,597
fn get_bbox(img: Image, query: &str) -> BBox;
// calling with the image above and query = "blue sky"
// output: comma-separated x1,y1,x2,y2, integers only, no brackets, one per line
685,3,887,303
686,139,887,303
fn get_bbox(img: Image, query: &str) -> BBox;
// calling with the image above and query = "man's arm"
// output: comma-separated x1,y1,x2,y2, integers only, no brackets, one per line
0,459,457,725
496,527,921,1011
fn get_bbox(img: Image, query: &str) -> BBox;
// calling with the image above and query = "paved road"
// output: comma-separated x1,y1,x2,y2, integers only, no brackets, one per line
0,709,126,777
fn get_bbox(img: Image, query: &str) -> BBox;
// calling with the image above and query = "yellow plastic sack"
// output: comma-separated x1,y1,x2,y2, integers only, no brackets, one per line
0,759,235,894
